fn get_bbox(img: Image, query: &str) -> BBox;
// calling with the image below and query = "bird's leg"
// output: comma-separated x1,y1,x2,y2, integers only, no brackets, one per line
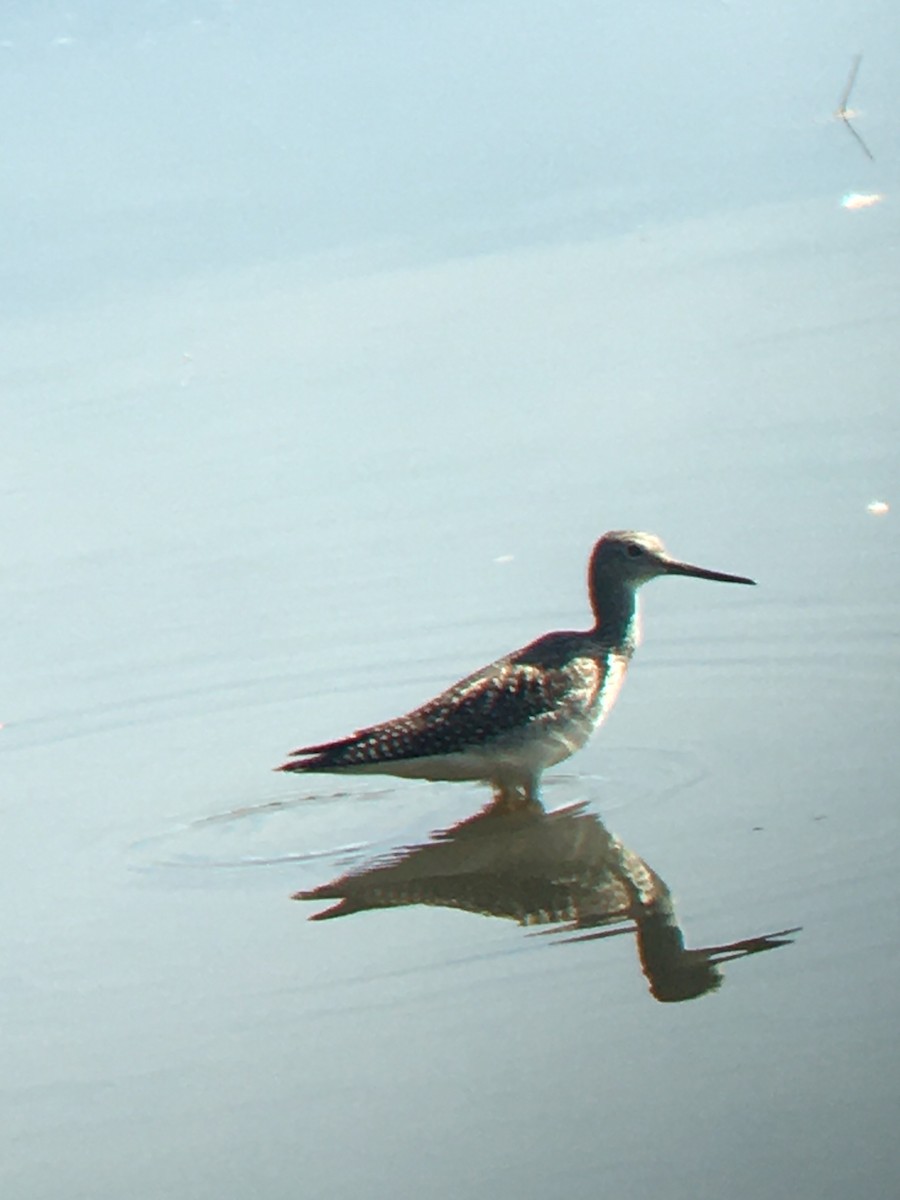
489,781,518,811
523,776,542,808
488,777,544,814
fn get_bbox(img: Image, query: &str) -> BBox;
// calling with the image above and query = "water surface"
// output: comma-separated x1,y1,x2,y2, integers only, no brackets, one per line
3,3,900,1198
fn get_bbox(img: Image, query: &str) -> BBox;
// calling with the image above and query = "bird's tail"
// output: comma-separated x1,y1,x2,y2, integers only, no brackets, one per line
275,736,357,773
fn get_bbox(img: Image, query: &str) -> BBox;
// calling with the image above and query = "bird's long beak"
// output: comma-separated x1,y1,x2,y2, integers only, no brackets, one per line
664,557,756,586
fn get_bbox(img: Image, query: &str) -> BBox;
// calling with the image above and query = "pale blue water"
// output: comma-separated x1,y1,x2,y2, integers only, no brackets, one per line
3,3,900,1198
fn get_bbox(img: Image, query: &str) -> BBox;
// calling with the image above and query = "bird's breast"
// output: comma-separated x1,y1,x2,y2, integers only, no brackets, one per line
516,650,631,768
589,651,630,727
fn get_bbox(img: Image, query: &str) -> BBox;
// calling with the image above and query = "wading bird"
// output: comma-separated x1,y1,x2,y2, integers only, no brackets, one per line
278,531,755,805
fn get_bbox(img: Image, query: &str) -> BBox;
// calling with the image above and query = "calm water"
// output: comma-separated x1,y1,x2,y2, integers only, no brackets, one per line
3,4,900,1198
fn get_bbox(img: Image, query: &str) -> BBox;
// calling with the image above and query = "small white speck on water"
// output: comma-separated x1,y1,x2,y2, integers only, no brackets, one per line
867,500,889,516
494,554,515,564
841,192,884,211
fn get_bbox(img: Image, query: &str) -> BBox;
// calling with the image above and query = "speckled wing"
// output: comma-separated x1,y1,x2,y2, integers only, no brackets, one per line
277,648,604,773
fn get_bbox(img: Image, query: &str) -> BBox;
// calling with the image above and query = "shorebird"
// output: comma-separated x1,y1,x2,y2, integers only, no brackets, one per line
277,531,755,804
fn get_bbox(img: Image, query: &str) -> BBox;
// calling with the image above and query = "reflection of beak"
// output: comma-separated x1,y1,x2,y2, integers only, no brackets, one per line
663,558,757,586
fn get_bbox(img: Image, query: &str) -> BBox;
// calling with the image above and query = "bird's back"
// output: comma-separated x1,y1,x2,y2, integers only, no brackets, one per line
280,628,620,774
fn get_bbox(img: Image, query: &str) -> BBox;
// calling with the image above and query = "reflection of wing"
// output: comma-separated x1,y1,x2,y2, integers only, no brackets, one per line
837,53,862,114
295,799,636,925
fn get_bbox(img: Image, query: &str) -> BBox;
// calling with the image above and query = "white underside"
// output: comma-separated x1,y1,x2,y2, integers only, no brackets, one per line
321,717,598,788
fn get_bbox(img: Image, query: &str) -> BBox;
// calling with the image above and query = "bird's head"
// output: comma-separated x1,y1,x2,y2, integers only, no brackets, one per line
589,531,756,590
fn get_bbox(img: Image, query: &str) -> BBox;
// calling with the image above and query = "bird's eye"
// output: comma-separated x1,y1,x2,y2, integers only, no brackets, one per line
626,544,644,558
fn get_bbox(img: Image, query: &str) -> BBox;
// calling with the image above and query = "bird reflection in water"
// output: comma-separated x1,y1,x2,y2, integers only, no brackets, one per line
295,798,798,1003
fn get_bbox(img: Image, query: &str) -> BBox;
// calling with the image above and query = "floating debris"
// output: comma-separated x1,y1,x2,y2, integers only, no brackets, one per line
866,500,889,516
835,54,875,161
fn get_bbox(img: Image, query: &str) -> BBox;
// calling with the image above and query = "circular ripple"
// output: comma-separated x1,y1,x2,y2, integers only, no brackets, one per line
128,745,707,891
